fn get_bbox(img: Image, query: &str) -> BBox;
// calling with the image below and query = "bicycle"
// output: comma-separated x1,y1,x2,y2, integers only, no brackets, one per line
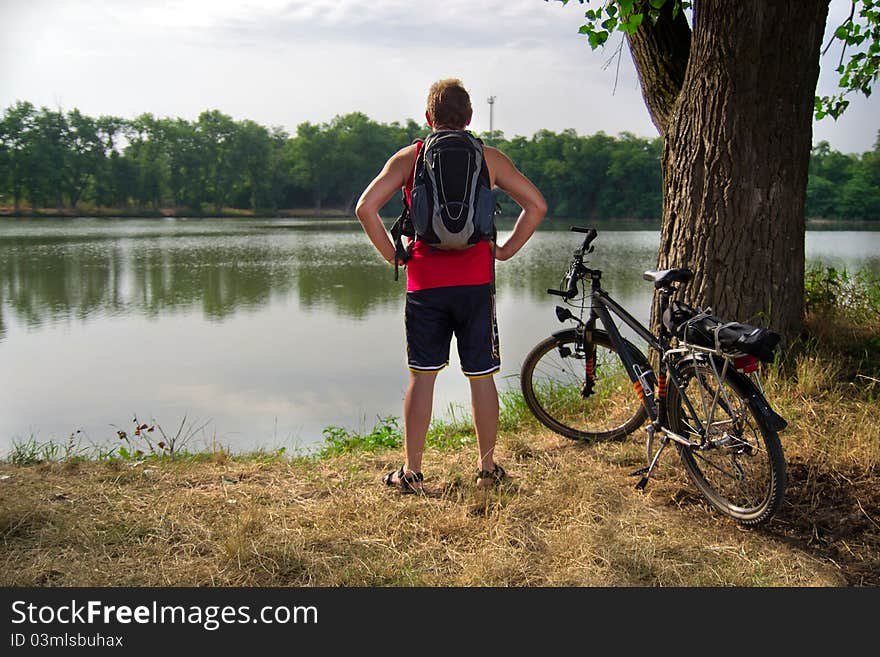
520,227,788,525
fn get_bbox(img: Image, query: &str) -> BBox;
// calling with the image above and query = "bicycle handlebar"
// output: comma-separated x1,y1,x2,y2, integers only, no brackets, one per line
545,228,599,300
570,226,598,253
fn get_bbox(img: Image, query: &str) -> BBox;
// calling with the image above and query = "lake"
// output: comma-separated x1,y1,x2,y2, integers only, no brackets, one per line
1,218,878,456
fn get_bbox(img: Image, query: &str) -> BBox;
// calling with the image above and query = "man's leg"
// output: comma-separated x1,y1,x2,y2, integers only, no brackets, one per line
469,375,499,472
401,286,451,487
454,283,501,477
403,370,437,477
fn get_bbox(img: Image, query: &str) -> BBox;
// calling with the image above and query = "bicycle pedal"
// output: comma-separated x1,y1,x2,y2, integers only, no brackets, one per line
635,477,649,491
629,467,649,477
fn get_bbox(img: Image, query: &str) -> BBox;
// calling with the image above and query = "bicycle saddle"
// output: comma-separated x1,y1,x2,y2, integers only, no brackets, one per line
643,268,694,289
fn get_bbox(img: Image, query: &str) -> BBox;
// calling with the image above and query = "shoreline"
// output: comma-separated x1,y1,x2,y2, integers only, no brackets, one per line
0,207,352,220
2,207,878,229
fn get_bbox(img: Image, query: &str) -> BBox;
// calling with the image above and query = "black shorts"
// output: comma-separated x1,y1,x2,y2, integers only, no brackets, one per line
405,284,500,378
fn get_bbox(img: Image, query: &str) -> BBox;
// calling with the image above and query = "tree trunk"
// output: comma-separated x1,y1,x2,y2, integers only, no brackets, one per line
70,178,82,209
629,0,829,342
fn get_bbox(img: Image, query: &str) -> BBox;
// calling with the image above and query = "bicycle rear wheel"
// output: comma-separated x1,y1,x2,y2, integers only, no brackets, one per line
666,357,786,526
520,329,649,441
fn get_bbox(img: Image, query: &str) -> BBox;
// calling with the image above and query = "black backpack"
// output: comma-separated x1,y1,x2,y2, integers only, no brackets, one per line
410,129,496,249
391,130,496,278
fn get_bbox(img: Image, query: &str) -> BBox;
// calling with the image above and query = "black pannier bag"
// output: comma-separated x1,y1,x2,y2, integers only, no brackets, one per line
662,301,781,363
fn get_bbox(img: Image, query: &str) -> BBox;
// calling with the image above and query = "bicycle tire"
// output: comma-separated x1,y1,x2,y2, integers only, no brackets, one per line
666,357,786,526
520,329,650,441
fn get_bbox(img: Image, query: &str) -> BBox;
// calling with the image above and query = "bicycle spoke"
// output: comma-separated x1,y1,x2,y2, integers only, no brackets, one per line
690,449,740,480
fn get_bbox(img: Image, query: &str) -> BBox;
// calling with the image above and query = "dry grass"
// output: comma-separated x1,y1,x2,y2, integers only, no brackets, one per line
1,315,877,587
0,442,836,587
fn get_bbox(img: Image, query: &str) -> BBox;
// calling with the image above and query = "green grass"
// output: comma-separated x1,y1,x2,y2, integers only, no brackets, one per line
316,388,535,457
805,265,880,324
6,432,96,466
319,416,404,457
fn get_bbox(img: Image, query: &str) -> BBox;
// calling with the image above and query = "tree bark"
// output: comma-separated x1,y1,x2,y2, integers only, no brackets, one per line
630,0,830,342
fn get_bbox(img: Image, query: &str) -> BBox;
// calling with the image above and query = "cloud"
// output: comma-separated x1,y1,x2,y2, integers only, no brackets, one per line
207,0,575,50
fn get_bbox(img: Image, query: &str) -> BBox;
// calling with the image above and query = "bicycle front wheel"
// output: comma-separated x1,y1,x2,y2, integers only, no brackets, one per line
520,329,649,441
667,357,786,526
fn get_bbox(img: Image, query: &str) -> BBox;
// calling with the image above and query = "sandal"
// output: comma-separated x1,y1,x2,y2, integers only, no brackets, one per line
382,466,424,494
475,463,507,489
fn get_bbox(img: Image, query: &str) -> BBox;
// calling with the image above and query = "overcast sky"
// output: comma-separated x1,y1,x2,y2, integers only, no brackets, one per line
1,0,877,153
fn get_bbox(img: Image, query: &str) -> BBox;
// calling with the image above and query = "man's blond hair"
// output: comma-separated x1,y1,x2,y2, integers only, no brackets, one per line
426,79,473,130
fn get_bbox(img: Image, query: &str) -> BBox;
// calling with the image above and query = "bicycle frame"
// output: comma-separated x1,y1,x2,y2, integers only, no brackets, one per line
585,280,702,446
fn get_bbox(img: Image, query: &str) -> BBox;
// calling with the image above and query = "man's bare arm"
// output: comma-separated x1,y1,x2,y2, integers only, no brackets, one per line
355,145,417,263
486,147,548,261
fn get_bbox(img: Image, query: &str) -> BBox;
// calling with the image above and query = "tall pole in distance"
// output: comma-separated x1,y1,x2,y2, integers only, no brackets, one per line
487,96,496,134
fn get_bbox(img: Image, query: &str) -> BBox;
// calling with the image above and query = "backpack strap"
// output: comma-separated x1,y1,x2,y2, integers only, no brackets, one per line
391,139,424,281
404,139,424,210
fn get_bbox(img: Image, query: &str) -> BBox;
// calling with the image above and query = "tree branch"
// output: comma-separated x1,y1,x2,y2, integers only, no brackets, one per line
625,1,692,135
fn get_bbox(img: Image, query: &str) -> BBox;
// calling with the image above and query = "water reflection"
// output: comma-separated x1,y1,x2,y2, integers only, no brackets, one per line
2,222,877,334
1,241,126,329
0,225,403,331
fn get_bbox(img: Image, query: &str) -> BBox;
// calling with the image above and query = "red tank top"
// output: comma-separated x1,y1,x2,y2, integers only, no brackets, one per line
403,140,494,292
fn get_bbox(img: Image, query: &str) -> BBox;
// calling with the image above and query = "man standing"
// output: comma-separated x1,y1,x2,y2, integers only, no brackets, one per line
356,79,547,493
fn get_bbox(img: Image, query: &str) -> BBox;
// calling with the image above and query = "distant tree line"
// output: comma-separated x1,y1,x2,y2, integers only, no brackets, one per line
807,138,880,220
0,101,877,220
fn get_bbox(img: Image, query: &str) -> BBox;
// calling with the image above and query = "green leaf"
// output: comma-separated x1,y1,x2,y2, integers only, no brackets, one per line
623,13,645,34
649,0,667,8
589,30,610,48
619,0,634,15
